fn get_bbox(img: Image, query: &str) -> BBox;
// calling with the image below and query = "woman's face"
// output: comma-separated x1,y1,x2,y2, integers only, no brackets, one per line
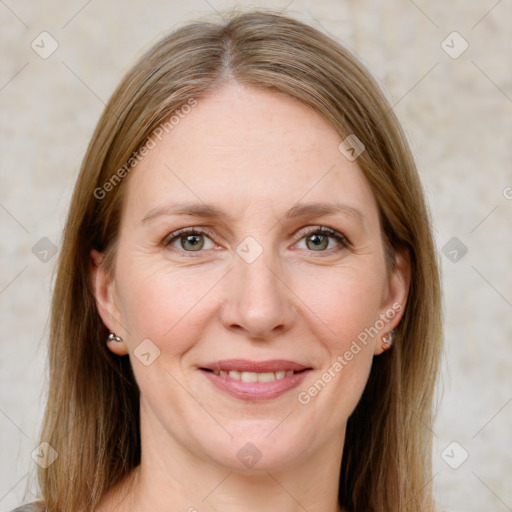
91,83,409,472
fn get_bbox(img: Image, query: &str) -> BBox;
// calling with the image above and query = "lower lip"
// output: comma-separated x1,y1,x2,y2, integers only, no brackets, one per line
200,369,311,402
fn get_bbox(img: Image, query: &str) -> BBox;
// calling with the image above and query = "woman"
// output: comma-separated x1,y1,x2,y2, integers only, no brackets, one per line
15,8,443,512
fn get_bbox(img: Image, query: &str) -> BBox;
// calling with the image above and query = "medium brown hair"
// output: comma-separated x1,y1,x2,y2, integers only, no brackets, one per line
35,8,442,511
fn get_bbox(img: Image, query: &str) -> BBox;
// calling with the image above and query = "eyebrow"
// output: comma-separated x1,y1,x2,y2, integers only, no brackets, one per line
141,201,366,225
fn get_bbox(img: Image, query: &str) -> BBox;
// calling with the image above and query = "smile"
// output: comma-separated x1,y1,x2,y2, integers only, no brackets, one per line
199,360,311,401
210,369,297,381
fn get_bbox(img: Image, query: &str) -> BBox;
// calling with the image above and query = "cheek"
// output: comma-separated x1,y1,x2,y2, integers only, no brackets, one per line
294,263,385,352
115,257,225,353
291,267,383,415
113,260,227,409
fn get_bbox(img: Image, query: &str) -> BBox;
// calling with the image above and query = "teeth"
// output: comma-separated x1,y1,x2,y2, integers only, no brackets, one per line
241,371,258,382
257,372,275,382
211,369,298,381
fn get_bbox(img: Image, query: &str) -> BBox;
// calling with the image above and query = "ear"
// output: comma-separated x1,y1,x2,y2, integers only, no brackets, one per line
90,249,129,356
374,249,411,356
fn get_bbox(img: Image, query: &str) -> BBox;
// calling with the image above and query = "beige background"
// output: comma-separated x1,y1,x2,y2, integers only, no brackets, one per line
1,1,511,511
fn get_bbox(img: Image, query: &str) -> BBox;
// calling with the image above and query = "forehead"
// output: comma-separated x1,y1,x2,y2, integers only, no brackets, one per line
121,83,379,228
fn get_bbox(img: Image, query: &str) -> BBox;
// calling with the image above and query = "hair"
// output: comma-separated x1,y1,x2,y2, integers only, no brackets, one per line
33,7,443,512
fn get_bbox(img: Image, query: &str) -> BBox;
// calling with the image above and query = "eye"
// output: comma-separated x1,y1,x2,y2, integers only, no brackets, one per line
295,226,350,253
163,228,216,253
163,226,351,256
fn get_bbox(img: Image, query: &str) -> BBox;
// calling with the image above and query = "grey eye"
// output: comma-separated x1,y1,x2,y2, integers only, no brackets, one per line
305,233,330,251
180,234,205,251
165,230,215,252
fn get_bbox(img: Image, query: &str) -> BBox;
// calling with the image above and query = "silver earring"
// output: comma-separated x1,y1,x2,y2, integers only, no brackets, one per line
382,328,397,350
107,333,123,343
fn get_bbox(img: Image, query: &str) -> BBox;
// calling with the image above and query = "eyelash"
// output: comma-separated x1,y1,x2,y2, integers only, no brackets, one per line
162,226,351,256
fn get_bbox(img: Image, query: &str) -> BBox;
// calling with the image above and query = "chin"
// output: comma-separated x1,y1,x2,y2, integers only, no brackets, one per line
195,426,309,473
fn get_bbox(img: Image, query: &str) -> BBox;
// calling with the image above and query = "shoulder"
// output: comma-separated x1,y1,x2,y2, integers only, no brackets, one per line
10,504,44,512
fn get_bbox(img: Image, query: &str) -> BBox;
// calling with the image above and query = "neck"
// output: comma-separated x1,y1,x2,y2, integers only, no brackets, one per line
99,404,347,512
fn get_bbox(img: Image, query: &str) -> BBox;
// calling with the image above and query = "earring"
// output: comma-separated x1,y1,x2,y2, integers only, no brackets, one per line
381,328,397,350
107,333,123,343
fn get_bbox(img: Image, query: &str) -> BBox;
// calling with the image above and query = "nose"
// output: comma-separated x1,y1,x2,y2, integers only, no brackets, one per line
219,248,295,340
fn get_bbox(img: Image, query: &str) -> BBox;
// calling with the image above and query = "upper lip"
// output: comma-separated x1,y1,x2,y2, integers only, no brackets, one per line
200,359,311,373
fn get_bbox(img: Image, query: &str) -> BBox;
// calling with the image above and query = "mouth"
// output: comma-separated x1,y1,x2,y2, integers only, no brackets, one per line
201,368,305,382
199,359,312,401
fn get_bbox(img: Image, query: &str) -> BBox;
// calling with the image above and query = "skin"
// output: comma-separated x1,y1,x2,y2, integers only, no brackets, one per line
91,82,410,512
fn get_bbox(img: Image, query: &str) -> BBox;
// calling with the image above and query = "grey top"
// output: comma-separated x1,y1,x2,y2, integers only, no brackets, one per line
10,505,43,512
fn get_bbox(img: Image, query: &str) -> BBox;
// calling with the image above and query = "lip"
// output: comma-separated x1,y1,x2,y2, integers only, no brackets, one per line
200,359,311,373
199,359,312,402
